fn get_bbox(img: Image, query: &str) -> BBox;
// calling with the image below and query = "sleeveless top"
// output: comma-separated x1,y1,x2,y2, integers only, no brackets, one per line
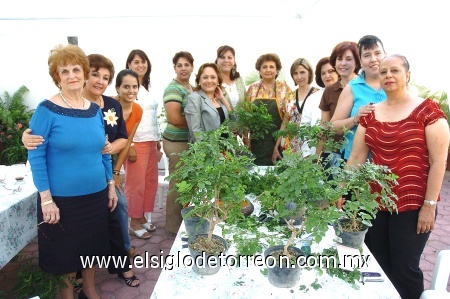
343,73,386,159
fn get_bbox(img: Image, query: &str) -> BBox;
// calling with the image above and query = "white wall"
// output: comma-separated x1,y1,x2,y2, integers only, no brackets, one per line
0,0,448,112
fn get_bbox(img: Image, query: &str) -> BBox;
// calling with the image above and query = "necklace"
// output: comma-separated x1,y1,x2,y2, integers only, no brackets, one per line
60,91,87,109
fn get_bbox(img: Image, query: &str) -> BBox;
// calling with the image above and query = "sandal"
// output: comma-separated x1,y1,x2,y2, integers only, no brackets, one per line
128,246,141,259
129,228,151,239
143,222,156,232
118,273,140,287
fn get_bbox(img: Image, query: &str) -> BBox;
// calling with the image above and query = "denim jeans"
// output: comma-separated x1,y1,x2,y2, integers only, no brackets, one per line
111,188,131,251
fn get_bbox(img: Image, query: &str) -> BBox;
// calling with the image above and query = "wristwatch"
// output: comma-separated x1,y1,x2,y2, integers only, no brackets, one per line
424,200,437,206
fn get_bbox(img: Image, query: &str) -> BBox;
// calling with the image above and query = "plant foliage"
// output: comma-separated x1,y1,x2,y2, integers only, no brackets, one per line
0,86,34,165
168,125,255,250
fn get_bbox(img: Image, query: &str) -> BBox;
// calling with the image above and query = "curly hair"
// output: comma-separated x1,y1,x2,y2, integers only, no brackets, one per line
87,54,115,85
48,44,90,88
255,53,282,72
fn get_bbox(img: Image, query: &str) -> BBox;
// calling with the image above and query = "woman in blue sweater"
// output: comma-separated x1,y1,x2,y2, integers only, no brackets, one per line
27,44,118,299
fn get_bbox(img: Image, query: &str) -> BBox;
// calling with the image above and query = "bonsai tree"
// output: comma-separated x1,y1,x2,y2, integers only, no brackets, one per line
227,100,275,148
259,149,344,257
168,125,255,253
336,162,398,232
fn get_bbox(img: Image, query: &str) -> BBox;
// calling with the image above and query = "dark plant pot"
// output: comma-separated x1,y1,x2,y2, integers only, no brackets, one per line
333,218,369,248
188,234,228,275
241,200,255,217
264,245,305,288
181,207,210,237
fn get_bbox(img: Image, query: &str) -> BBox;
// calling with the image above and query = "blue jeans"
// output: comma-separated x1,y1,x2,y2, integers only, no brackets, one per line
111,188,131,251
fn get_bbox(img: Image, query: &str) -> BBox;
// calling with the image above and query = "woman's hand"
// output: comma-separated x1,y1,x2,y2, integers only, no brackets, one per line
416,205,436,234
113,173,124,195
22,128,44,150
354,103,375,124
272,146,282,164
102,141,114,155
108,183,118,212
215,86,232,111
127,146,137,163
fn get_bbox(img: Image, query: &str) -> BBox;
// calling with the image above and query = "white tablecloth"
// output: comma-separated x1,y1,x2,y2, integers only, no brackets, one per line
150,196,401,299
0,165,38,268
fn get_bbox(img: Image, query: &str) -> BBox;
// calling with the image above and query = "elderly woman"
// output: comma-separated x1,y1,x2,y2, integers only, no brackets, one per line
344,54,449,299
23,54,140,289
215,45,246,108
27,44,117,299
246,53,292,165
185,62,232,142
162,51,194,234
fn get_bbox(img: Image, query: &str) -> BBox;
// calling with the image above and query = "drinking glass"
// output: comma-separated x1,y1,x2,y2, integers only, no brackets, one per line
12,163,26,182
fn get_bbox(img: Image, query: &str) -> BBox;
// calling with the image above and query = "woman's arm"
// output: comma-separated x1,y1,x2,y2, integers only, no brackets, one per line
165,102,188,129
330,85,356,134
184,93,203,142
417,118,450,233
113,121,140,193
272,115,289,164
336,125,370,209
316,110,331,156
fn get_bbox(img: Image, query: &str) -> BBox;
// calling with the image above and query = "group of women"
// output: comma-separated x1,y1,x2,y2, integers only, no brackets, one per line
23,35,448,299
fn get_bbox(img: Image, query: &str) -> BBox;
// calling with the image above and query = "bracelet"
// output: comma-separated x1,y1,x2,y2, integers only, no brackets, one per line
107,180,115,185
353,116,359,125
424,200,437,206
113,170,120,175
41,200,54,206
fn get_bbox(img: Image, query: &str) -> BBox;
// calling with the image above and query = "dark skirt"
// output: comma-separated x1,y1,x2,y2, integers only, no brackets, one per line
37,188,110,275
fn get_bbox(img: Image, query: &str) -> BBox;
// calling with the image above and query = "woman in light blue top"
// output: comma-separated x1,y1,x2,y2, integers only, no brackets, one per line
331,35,387,160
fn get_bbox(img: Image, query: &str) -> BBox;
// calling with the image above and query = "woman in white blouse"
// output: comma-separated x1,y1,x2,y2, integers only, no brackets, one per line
215,45,246,108
125,49,161,238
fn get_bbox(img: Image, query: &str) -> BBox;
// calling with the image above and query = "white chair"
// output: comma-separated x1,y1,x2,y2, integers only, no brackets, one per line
420,249,450,299
157,150,169,209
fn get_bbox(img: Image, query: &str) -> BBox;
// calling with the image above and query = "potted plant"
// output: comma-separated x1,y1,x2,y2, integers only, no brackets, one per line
0,86,34,165
254,140,345,287
333,162,398,248
227,100,275,149
168,125,255,275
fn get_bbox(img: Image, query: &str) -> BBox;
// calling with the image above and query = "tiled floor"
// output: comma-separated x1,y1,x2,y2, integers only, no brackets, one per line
1,173,449,298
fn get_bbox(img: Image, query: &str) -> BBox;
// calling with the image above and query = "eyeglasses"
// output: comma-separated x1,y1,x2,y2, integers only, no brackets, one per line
37,221,66,241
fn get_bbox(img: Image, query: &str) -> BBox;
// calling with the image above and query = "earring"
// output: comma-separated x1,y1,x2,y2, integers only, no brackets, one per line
231,66,236,77
57,84,61,89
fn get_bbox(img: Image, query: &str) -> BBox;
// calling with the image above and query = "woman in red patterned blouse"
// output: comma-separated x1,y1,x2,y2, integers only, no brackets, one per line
346,54,449,299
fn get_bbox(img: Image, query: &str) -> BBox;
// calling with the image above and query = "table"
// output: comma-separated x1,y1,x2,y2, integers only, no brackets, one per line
150,199,401,298
0,164,38,268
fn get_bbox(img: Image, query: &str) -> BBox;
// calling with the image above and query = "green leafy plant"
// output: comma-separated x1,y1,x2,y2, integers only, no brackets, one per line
414,83,449,127
168,125,255,252
337,163,398,232
0,86,34,165
227,100,275,145
12,256,69,299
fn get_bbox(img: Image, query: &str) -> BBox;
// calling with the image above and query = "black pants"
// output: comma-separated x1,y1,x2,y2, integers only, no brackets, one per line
364,208,433,299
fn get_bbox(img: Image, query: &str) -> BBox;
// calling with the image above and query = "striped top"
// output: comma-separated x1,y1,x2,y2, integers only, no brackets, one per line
360,98,446,212
162,80,191,142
